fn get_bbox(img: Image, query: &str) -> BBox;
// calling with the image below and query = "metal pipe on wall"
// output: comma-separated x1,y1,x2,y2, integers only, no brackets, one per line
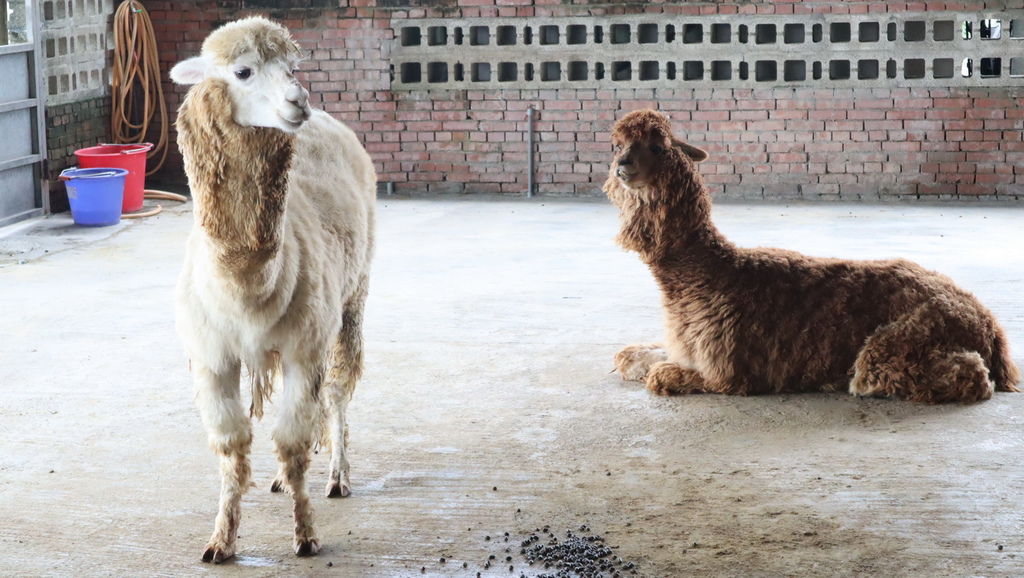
0,0,8,46
526,105,535,198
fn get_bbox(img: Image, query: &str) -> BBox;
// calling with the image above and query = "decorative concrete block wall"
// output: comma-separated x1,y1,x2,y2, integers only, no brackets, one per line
392,15,1024,91
149,1,1024,201
41,0,115,210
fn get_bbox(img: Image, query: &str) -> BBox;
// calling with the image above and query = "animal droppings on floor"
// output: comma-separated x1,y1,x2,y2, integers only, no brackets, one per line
459,524,641,578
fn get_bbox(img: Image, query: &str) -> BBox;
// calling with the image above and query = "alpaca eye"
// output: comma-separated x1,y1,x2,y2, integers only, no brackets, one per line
234,67,253,80
614,145,623,153
651,145,664,154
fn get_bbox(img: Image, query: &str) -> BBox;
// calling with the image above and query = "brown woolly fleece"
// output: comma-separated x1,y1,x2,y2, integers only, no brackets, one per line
176,79,294,278
606,109,1020,404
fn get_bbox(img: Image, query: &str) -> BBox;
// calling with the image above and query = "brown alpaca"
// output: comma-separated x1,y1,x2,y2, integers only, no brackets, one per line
606,109,1020,404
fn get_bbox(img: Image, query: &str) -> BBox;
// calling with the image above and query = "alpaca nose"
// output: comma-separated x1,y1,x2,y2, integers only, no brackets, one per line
285,81,308,107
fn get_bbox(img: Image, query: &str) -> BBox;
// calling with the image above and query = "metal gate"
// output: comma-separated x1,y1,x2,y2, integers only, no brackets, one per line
0,0,46,227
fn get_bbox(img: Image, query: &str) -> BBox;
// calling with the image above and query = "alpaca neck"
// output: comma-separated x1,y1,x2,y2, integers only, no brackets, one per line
658,191,730,260
178,80,295,282
613,167,732,266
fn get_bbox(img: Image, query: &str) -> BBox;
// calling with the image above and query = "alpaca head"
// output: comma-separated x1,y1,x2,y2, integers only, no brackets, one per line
609,109,708,191
170,16,310,133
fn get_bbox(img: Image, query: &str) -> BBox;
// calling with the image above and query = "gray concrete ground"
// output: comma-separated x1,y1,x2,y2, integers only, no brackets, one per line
1,198,1022,577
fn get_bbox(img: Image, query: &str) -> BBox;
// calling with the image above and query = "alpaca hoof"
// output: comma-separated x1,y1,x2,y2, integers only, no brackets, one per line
646,362,676,396
645,379,675,397
326,480,351,498
270,477,285,493
202,542,235,564
849,376,889,399
614,344,667,382
295,537,320,557
644,361,705,396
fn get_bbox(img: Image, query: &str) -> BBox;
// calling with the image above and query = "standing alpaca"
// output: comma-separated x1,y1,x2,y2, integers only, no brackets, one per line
170,17,375,562
607,109,1019,403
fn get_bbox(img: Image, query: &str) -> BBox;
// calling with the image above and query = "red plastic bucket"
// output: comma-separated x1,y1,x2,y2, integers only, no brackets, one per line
74,143,152,212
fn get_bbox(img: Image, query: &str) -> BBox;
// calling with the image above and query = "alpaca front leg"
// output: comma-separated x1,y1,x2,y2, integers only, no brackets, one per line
645,361,707,396
614,343,667,381
273,365,322,556
194,361,252,564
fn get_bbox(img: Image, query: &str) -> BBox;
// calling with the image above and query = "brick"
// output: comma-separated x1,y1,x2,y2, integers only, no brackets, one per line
926,109,965,120
709,121,746,132
770,152,807,163
735,99,776,110
692,110,731,122
886,110,925,120
848,110,886,120
854,98,894,109
958,184,993,196
747,120,786,132
961,141,1001,152
698,100,736,111
809,109,847,121
933,97,972,108
904,120,944,131
882,142,922,152
918,183,957,196
966,109,1005,120
771,110,808,120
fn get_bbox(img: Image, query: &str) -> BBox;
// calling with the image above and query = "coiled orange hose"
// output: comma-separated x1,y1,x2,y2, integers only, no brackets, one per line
111,0,168,176
111,0,187,217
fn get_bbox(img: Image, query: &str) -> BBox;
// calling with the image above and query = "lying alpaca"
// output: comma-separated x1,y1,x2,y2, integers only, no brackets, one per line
606,109,1019,403
170,17,375,562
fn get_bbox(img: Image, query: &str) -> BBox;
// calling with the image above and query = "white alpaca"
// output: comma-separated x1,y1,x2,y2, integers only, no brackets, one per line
170,17,375,562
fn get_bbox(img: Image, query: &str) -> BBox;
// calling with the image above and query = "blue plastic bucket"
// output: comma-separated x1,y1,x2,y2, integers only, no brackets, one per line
59,167,128,227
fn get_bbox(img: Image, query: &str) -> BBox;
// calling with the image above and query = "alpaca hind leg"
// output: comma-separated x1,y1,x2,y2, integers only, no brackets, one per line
854,347,992,404
645,361,708,396
912,350,993,403
194,361,252,564
273,364,322,556
849,325,910,400
324,383,354,498
325,283,366,498
851,309,994,403
614,343,667,381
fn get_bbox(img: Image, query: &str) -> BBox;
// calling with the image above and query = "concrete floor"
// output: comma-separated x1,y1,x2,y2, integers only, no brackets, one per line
1,198,1022,577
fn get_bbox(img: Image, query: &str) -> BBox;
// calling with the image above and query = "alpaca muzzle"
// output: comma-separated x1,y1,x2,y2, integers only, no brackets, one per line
616,167,637,182
279,82,312,128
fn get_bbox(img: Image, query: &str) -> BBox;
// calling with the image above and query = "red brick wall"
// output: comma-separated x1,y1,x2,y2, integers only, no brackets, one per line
148,1,1023,201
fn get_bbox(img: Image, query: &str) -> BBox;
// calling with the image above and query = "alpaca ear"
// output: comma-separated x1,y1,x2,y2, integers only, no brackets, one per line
673,138,709,163
170,56,210,85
